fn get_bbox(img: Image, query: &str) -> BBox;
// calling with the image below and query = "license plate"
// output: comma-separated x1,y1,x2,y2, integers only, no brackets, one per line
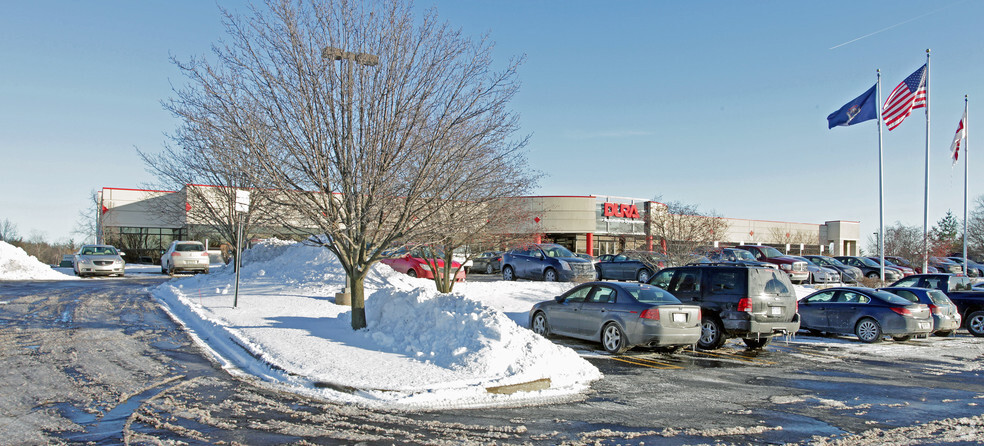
672,313,686,323
770,306,782,315
919,322,931,330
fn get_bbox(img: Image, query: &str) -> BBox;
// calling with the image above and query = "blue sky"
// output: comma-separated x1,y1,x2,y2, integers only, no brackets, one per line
2,1,981,245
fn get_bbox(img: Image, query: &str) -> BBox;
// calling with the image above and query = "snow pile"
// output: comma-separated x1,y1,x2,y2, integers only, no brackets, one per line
0,241,72,280
152,239,600,408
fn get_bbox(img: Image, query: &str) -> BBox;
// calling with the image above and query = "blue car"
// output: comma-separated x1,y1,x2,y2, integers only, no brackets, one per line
502,244,596,282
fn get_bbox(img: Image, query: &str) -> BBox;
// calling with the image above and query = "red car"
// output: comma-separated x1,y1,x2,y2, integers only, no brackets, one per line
380,247,467,282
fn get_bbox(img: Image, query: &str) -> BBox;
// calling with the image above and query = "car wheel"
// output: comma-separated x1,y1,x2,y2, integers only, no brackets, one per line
934,330,954,337
602,323,629,354
204,268,209,274
407,269,417,278
743,337,770,349
806,329,823,336
485,264,494,275
168,264,176,276
161,264,167,274
892,335,912,342
502,266,516,281
543,268,557,282
855,318,882,343
531,312,550,336
697,316,727,350
966,311,984,337
637,269,652,283
866,272,879,279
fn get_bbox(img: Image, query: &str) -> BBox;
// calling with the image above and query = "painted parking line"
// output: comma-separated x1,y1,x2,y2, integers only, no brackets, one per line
769,343,846,360
610,355,685,369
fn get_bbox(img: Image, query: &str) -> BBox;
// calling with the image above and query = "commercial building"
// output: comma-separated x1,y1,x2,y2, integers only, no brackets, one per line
97,187,860,261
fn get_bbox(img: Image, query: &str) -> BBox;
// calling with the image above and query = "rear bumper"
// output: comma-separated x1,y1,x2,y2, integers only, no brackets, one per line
725,313,801,337
636,326,701,347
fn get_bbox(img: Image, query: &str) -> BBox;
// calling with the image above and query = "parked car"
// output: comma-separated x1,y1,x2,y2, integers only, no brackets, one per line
73,244,126,278
693,248,777,269
58,254,74,268
501,244,596,282
736,245,810,283
879,287,961,336
885,256,939,274
470,251,504,274
947,257,984,277
930,257,964,275
647,264,800,350
595,250,665,283
789,255,840,284
802,255,862,284
529,282,702,354
161,240,210,275
833,256,903,281
889,274,984,336
798,287,933,343
866,257,915,277
381,246,467,282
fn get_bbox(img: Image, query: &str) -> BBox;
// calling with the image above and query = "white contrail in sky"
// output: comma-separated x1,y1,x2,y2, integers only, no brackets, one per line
829,3,960,50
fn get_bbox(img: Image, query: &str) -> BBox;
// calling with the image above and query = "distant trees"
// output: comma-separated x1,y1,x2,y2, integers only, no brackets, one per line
0,218,19,243
649,201,730,267
163,0,535,329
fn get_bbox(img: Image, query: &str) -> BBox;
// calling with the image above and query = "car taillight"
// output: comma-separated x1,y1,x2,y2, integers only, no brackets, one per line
171,252,180,257
890,307,912,316
697,308,702,320
737,298,752,313
928,304,942,315
639,308,660,320
201,252,209,256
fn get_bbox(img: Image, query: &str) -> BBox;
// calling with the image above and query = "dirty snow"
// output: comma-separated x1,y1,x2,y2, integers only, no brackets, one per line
151,239,601,409
0,241,72,281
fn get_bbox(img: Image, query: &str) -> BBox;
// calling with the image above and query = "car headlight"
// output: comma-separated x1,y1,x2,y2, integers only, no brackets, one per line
779,264,791,271
79,257,93,265
558,260,572,271
419,264,432,272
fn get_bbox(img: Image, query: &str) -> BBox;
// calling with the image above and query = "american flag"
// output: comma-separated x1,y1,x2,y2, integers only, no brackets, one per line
882,64,927,131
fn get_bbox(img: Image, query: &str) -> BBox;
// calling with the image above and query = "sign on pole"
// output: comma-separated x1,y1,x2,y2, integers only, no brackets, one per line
235,190,251,213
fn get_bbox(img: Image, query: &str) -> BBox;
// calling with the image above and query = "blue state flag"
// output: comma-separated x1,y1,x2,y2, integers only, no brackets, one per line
827,84,877,129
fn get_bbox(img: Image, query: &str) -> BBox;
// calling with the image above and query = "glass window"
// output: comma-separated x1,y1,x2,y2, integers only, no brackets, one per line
628,284,681,304
588,286,616,303
807,290,836,303
838,291,869,304
926,290,952,306
884,289,919,303
709,270,745,294
564,286,591,303
669,269,701,293
892,277,920,287
651,270,674,289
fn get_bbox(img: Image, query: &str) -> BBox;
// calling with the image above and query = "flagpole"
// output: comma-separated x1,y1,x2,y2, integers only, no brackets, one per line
964,95,970,273
877,69,885,281
922,49,931,274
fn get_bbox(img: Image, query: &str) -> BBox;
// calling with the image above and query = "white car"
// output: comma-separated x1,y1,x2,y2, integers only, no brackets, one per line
73,244,125,278
161,241,210,275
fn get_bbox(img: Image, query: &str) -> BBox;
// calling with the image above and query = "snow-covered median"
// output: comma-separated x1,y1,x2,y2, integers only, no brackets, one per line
0,241,72,280
151,240,601,409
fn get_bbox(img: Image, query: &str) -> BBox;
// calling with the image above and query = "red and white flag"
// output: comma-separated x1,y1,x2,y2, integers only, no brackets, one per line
883,64,928,131
950,110,967,166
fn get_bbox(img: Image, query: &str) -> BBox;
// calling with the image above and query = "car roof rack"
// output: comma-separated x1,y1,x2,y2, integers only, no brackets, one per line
685,261,765,268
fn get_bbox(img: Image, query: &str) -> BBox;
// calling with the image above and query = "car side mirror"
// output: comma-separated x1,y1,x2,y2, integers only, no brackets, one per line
119,252,126,257
554,295,564,303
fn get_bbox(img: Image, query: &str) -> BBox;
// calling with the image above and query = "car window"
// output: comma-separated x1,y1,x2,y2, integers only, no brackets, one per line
650,269,674,289
669,269,701,293
587,286,616,303
749,268,791,296
837,291,870,304
926,290,952,306
709,270,745,294
541,245,574,258
884,289,919,303
628,284,681,304
892,277,919,287
614,255,628,262
806,290,836,303
872,290,913,305
953,278,973,291
177,243,204,252
563,286,592,303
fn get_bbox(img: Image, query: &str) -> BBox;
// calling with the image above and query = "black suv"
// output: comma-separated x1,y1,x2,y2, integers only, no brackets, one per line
648,265,800,350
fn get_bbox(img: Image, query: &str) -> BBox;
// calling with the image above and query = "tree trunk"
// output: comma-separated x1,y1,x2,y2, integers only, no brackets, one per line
349,274,367,330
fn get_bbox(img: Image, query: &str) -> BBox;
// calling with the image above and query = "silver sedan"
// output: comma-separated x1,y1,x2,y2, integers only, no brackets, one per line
73,244,126,278
529,282,701,354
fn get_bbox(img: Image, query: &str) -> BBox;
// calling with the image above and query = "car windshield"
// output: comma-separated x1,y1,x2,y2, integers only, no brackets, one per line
81,246,117,256
821,256,846,266
759,246,784,258
541,245,575,258
857,257,881,267
625,284,681,304
890,257,912,267
410,247,447,258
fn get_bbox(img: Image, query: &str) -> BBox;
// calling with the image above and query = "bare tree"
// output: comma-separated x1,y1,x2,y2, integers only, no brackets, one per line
71,190,100,244
0,218,19,243
968,195,984,259
649,201,730,267
167,0,533,329
865,222,924,263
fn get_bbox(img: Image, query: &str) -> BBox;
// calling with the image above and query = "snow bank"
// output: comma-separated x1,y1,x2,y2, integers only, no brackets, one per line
152,240,601,409
0,241,72,280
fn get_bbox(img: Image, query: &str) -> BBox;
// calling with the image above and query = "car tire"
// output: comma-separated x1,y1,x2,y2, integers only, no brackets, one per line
407,269,417,278
502,266,516,281
806,328,823,336
697,316,727,350
531,312,550,336
168,264,176,276
966,311,984,337
892,335,912,342
602,323,630,354
637,269,652,283
743,337,770,349
866,272,879,279
161,264,167,274
543,268,557,282
485,264,494,275
855,318,882,343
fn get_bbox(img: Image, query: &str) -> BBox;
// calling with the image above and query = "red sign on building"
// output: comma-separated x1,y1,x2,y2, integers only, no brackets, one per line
603,203,641,219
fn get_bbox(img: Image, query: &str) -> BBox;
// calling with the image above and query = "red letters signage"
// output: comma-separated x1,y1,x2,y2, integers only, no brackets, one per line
603,203,641,219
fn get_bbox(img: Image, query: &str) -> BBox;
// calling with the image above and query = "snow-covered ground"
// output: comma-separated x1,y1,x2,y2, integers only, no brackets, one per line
0,241,73,280
150,240,601,409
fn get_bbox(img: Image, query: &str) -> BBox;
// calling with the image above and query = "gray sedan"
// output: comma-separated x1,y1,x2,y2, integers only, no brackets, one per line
529,282,701,354
799,287,933,343
879,287,962,336
73,244,126,278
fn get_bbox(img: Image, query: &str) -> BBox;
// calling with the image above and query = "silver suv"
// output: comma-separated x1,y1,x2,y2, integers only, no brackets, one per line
649,265,800,350
161,241,210,275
